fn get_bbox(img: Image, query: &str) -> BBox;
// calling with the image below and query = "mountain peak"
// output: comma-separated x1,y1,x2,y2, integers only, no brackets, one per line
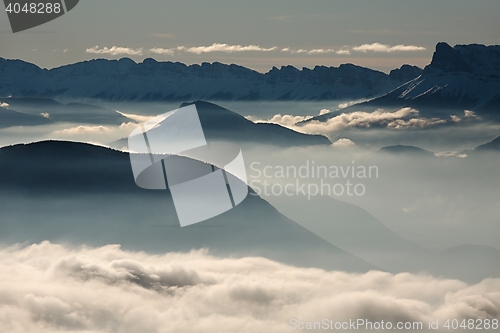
428,42,500,76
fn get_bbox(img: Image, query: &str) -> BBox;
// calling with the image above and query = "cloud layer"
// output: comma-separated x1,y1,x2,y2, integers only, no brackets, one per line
352,43,427,53
299,108,449,135
86,46,144,56
85,43,426,57
181,43,278,54
0,242,498,333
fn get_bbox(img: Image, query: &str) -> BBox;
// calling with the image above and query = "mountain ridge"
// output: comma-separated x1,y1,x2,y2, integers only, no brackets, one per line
303,42,500,124
0,140,376,272
0,56,420,101
111,100,331,149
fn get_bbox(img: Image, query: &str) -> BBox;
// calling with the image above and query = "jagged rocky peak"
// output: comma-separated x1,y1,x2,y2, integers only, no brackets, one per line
427,42,500,77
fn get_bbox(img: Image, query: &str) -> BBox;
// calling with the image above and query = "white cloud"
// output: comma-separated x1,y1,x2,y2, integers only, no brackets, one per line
86,46,144,56
319,109,330,116
331,138,356,148
0,102,9,108
464,110,479,119
115,110,155,123
352,43,426,53
248,114,312,128
306,48,352,55
149,47,175,56
386,117,447,129
63,49,69,53
0,242,498,333
299,108,419,134
82,42,430,59
82,43,425,58
308,48,337,54
434,151,469,158
56,122,138,134
51,122,138,144
250,108,448,138
182,43,278,54
40,112,50,119
450,111,480,123
336,49,351,55
338,99,368,109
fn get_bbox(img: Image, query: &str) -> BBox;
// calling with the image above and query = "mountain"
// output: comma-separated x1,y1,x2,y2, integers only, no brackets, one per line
268,192,500,283
378,145,435,157
474,135,500,152
0,102,51,128
388,64,423,83
111,100,331,148
0,140,375,273
434,244,500,282
304,42,500,125
462,135,500,156
0,57,419,101
350,43,500,115
267,194,428,270
1,97,128,125
182,101,330,145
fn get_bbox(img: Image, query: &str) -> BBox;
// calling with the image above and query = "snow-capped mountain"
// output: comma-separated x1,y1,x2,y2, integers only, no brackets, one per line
0,57,419,101
354,43,500,114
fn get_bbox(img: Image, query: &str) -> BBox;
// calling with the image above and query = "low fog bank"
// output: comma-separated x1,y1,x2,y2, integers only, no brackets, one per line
0,122,137,149
2,101,500,152
0,242,498,333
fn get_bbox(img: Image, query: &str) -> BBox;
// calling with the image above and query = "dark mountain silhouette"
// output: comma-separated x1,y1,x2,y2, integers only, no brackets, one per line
378,145,435,157
111,101,331,149
0,140,375,273
1,140,498,282
182,100,331,145
474,135,500,151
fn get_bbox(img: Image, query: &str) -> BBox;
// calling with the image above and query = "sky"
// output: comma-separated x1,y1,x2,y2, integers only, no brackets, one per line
0,0,499,72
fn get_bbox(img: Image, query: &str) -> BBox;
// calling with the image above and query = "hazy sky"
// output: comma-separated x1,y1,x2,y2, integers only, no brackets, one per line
0,0,499,72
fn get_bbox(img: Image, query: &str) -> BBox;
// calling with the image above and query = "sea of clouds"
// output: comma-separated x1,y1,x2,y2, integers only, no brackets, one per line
0,242,498,332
